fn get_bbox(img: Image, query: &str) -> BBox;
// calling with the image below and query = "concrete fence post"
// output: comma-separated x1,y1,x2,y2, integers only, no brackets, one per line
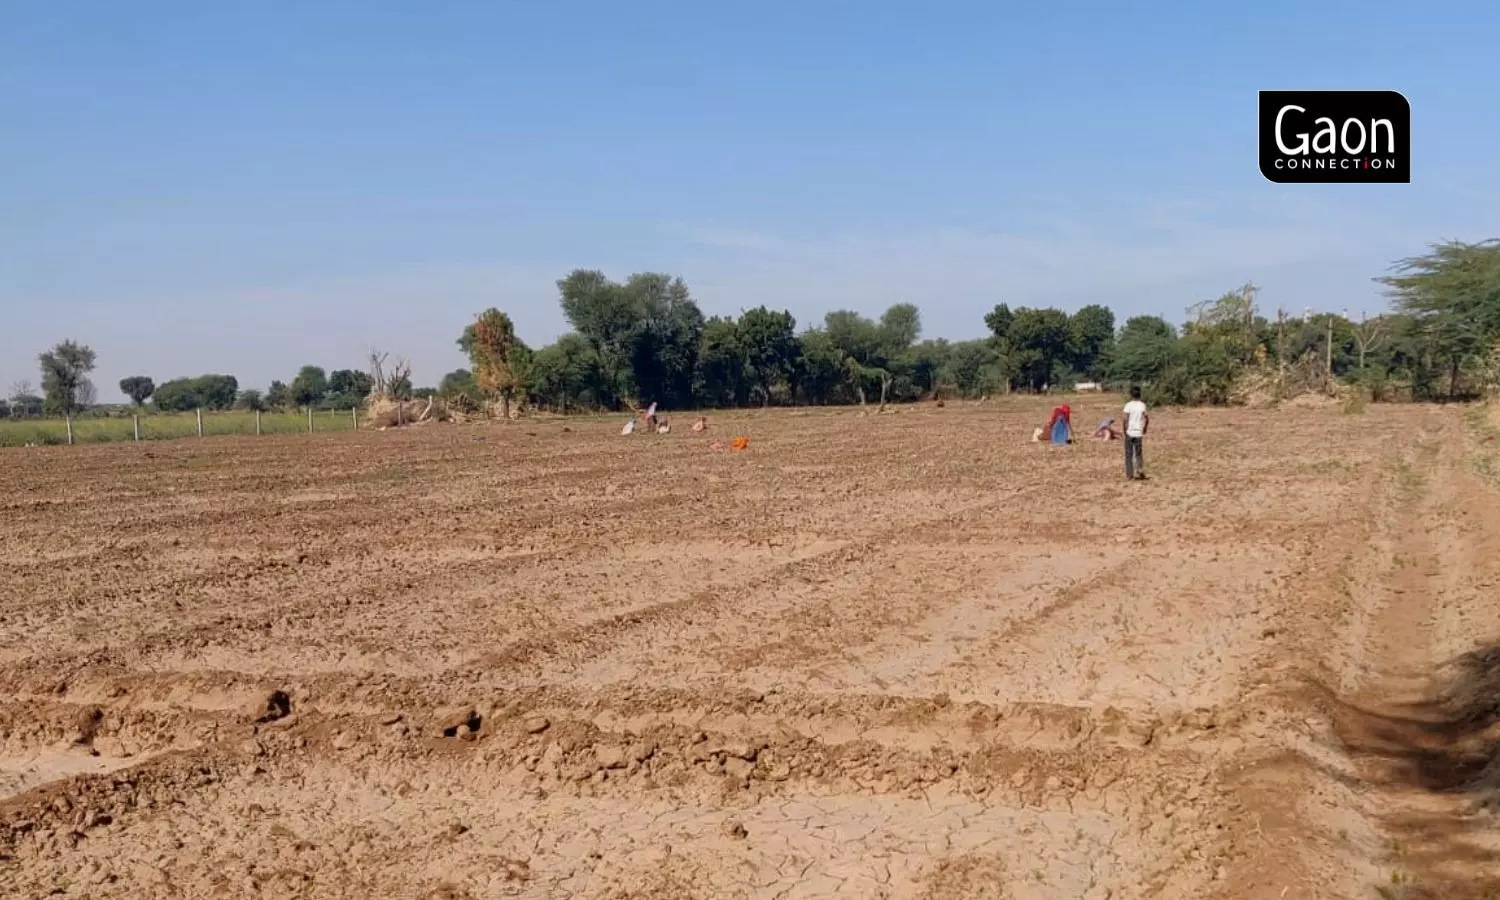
307,406,313,434
352,407,358,430
255,409,262,436
133,415,140,442
66,414,74,445
196,408,204,438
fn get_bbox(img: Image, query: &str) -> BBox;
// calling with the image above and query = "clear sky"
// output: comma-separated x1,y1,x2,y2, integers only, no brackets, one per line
3,1,1497,401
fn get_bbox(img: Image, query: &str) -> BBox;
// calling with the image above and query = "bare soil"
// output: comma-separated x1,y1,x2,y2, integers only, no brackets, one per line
2,398,1499,899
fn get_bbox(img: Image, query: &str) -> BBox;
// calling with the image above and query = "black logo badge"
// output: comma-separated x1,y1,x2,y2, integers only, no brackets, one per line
1259,91,1410,184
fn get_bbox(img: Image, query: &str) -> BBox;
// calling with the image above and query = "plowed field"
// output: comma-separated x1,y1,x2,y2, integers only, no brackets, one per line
3,399,1499,899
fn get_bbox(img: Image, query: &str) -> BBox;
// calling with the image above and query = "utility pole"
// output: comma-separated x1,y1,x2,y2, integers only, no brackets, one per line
1276,308,1288,372
1325,315,1334,387
1243,283,1257,343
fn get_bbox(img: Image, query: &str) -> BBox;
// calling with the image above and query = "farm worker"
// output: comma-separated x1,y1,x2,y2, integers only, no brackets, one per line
621,417,637,435
644,401,659,431
1123,386,1150,480
1045,403,1072,445
657,418,671,434
1092,417,1118,440
691,416,708,433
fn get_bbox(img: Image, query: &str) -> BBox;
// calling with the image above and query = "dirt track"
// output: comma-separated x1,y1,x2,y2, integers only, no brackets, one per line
3,398,1499,899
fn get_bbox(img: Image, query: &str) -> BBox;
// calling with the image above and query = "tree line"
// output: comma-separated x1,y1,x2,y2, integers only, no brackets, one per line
8,238,1498,421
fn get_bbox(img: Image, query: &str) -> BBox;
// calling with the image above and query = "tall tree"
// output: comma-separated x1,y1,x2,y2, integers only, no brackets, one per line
793,329,849,405
1110,316,1180,385
290,366,328,409
557,269,639,408
1376,239,1500,398
737,307,798,406
984,303,1014,341
266,380,291,410
623,273,703,408
907,339,951,399
119,375,155,406
38,340,97,415
946,340,1006,397
696,316,749,407
463,308,528,419
1006,308,1071,391
1068,304,1116,380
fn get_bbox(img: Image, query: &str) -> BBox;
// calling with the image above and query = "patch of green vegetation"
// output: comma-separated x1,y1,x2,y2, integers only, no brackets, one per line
0,411,356,448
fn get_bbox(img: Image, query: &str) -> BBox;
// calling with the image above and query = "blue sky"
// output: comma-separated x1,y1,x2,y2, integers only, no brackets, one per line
3,1,1497,400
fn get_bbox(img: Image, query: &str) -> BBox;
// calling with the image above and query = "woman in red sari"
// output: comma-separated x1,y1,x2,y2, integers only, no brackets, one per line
1044,403,1073,444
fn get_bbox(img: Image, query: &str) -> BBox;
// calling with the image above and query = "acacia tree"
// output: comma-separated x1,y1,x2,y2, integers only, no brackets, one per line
38,340,97,415
119,375,155,406
1376,239,1500,398
464,308,526,419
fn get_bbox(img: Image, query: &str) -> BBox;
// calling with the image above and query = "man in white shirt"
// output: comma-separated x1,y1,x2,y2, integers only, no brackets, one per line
1122,386,1149,480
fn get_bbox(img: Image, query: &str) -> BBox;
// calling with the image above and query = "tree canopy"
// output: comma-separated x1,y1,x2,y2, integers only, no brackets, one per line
20,236,1500,423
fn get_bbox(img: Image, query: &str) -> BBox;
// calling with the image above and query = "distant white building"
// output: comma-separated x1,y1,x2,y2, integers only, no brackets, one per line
1073,381,1102,392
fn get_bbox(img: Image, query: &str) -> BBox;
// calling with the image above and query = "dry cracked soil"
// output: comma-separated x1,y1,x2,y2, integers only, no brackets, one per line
3,397,1500,899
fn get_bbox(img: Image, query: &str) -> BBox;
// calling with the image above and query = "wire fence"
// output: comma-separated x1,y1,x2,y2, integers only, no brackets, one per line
0,408,362,447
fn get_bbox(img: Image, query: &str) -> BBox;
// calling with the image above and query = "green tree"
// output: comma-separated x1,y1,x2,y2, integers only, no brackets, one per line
623,274,703,408
151,378,199,412
1007,308,1071,391
696,316,749,407
945,340,1006,397
463,308,529,418
38,340,97,415
1068,304,1116,380
1376,239,1500,398
119,375,155,406
737,307,798,406
793,329,849,405
823,310,885,404
290,366,328,409
907,339,951,399
236,389,266,411
325,369,374,408
266,380,291,410
526,333,602,412
1110,316,1180,386
984,303,1014,341
193,374,239,410
438,368,483,409
557,269,640,408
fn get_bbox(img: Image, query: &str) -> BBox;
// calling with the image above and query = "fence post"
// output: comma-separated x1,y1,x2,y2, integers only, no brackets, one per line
255,409,262,436
66,414,74,445
352,407,357,430
196,408,204,438
398,401,404,427
133,415,140,442
307,407,313,434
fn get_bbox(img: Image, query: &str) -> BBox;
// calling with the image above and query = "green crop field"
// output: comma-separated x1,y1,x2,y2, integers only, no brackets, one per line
0,410,358,447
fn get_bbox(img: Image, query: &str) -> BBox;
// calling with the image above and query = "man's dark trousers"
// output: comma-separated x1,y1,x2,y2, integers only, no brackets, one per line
1125,435,1144,479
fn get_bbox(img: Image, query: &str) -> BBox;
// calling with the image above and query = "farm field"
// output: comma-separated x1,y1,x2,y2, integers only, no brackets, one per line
2,397,1500,899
